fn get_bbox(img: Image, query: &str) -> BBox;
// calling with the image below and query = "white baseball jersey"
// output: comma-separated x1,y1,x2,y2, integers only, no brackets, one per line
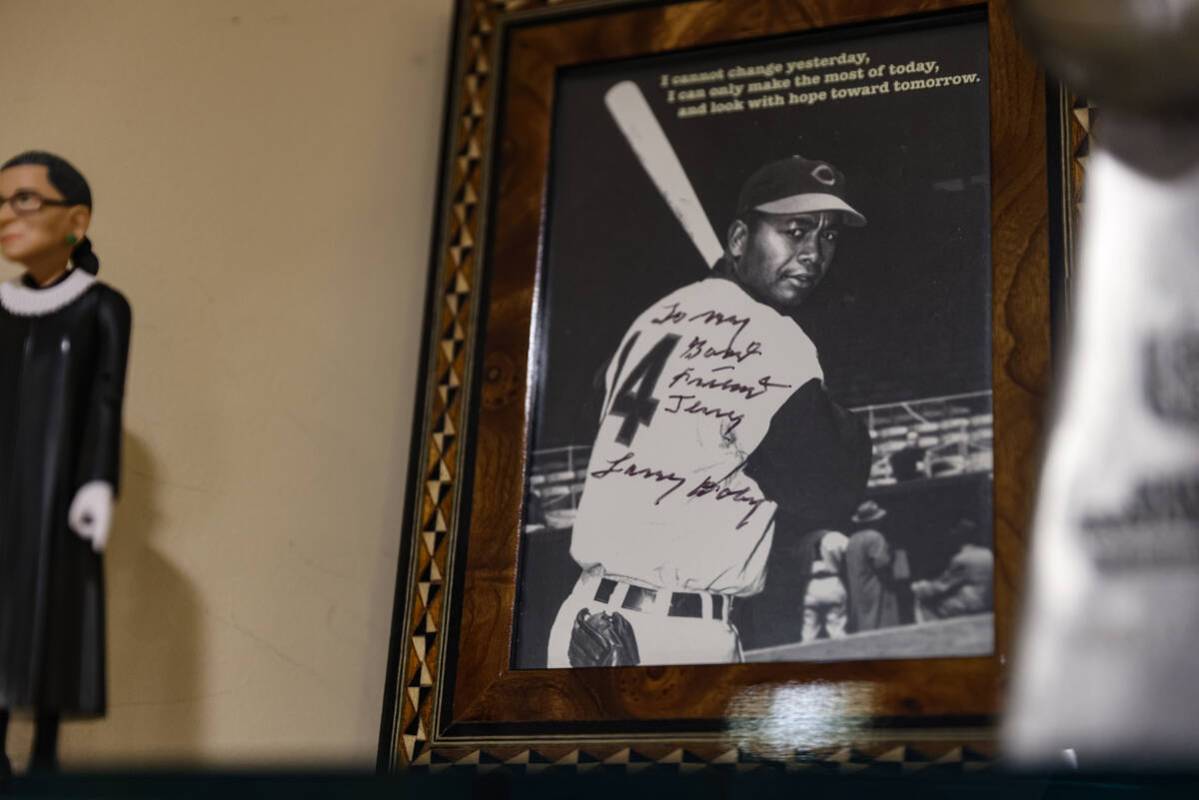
570,276,823,595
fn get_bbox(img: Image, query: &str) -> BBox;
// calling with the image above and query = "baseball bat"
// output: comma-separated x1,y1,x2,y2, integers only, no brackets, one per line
604,80,725,269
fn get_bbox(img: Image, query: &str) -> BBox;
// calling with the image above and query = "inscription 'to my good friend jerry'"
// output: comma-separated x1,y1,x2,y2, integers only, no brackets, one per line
650,301,791,409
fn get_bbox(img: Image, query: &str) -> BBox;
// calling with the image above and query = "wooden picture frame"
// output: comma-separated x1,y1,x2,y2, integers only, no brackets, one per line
380,0,1073,771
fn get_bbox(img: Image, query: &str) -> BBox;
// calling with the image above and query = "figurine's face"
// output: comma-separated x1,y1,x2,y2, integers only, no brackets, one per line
0,164,89,269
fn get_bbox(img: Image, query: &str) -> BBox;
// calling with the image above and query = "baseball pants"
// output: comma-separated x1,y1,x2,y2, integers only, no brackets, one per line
546,570,741,667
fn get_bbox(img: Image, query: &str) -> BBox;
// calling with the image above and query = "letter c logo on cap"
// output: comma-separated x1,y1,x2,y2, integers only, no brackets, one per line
811,164,837,186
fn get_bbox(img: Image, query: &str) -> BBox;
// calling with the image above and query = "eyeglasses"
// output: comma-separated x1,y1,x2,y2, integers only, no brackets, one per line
0,190,72,217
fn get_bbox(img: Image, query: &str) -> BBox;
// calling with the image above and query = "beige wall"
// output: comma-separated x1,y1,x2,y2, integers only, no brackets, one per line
0,0,451,766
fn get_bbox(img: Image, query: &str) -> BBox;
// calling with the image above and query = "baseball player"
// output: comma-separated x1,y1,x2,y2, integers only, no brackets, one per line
801,530,851,641
546,155,874,667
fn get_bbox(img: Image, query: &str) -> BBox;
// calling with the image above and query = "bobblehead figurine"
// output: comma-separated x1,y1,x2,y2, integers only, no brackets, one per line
0,152,131,773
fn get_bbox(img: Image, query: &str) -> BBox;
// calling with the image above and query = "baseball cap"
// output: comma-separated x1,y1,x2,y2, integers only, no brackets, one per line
737,155,867,226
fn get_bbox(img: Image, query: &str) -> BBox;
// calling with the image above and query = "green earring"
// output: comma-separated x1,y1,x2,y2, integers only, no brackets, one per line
65,234,78,246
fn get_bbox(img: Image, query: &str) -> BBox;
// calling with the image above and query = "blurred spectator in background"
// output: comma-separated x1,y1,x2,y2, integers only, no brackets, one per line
845,501,907,632
912,518,993,622
802,530,850,640
889,430,926,482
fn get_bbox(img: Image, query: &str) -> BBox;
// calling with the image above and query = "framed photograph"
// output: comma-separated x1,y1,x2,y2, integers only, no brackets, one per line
381,0,1066,771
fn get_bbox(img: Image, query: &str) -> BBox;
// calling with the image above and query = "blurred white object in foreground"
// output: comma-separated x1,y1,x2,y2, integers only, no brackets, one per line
1004,127,1199,765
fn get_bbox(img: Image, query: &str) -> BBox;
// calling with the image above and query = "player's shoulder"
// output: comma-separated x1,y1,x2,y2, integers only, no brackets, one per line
698,276,814,335
628,280,702,328
698,276,824,379
636,276,749,320
689,275,781,319
654,279,708,308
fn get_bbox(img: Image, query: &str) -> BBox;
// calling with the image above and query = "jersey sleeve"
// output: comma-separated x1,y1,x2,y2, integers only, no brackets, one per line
742,378,872,531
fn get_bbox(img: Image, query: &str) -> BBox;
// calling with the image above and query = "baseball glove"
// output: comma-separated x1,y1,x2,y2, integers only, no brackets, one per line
568,608,641,667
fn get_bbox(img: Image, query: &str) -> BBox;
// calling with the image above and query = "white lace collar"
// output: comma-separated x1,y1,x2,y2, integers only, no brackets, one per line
0,269,96,317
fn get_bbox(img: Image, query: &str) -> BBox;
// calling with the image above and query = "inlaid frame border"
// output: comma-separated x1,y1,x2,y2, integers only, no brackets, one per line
379,0,1074,772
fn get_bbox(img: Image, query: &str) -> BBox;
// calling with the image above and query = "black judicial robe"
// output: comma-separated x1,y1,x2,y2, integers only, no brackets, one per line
0,272,131,716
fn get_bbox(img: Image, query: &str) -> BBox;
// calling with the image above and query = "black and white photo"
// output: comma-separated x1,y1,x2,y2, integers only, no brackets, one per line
512,17,994,669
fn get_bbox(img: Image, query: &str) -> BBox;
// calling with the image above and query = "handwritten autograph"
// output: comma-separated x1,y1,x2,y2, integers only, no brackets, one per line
590,452,766,529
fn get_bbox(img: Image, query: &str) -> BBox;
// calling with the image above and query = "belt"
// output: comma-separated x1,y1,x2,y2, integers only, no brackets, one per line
593,577,730,622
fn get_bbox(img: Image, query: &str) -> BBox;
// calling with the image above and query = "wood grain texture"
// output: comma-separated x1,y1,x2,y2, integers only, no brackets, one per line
444,0,1048,742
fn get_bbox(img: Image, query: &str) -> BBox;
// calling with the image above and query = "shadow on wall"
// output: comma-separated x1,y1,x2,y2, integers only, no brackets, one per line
63,433,204,767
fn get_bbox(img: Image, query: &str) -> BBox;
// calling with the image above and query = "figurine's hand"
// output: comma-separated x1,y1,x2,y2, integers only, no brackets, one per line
69,481,115,552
